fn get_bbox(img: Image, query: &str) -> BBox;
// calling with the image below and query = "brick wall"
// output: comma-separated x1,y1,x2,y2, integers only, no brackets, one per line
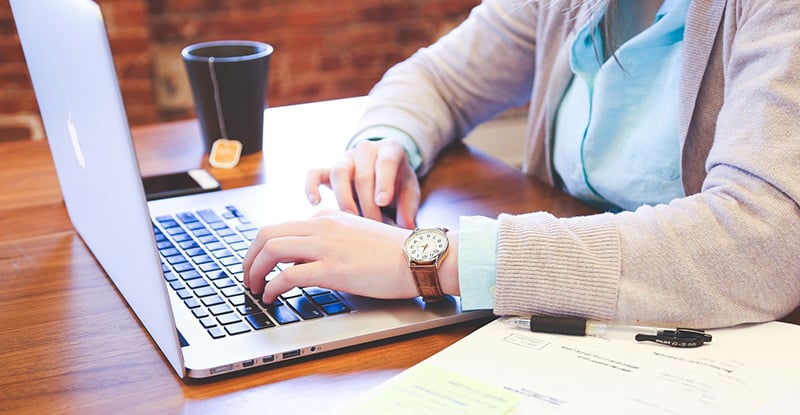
0,0,478,141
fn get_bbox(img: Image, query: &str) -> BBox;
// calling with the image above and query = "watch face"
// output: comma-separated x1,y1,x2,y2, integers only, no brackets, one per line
404,228,448,262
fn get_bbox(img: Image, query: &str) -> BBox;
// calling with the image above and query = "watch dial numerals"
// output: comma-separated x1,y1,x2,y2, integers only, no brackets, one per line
405,229,448,261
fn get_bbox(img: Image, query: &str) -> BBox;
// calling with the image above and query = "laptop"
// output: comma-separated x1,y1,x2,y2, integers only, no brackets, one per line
10,0,491,379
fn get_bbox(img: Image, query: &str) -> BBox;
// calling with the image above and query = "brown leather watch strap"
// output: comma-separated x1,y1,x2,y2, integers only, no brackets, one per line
410,263,445,303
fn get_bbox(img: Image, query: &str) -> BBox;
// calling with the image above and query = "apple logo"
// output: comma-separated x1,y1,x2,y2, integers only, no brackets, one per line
67,112,87,170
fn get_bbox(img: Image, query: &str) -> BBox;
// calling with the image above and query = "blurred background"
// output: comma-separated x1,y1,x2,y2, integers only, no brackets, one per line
0,0,479,142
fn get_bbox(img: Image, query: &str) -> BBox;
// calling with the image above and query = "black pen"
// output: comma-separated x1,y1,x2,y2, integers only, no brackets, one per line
501,315,712,348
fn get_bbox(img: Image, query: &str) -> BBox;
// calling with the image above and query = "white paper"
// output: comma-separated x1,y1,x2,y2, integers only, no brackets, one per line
348,320,800,414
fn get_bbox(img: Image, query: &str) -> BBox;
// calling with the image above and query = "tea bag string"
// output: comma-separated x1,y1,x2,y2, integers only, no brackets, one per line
208,57,228,139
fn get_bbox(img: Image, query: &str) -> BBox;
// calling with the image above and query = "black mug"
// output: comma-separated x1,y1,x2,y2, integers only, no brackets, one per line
182,40,273,155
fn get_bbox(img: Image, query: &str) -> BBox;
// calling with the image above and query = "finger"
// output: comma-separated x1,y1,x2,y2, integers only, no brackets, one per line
373,142,405,207
305,168,331,205
261,261,328,304
242,229,267,289
329,158,360,215
246,235,315,295
395,165,420,229
351,147,383,221
242,222,315,292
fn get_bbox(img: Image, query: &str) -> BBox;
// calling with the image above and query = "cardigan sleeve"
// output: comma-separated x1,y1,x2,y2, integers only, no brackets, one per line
353,0,539,175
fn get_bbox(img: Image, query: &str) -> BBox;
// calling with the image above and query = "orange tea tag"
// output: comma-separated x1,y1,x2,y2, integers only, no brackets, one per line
209,138,242,169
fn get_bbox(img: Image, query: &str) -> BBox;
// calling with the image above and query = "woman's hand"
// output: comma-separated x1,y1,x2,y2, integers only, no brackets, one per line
305,139,420,229
243,209,420,304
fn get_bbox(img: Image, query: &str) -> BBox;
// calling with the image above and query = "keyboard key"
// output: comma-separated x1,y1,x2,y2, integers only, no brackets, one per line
310,293,339,305
206,270,228,280
302,286,329,296
236,223,258,232
206,242,225,251
172,233,192,243
286,296,324,320
192,228,212,238
197,209,222,224
221,286,244,297
184,221,205,231
212,248,233,259
245,313,276,330
156,240,173,249
191,254,214,265
175,289,192,300
230,241,249,252
217,313,242,326
155,215,174,223
268,305,300,324
199,262,221,272
282,287,303,298
186,278,210,290
176,212,198,223
223,235,243,244
165,226,185,236
199,317,217,328
228,295,247,307
173,262,195,273
241,229,259,241
220,256,241,267
322,302,350,315
179,269,202,281
209,221,228,231
209,303,233,315
214,278,236,289
160,247,179,257
192,308,210,318
186,247,205,257
202,295,225,307
163,270,178,282
179,240,199,250
184,298,201,308
224,322,251,336
194,286,216,297
236,300,260,315
208,327,226,339
165,254,188,265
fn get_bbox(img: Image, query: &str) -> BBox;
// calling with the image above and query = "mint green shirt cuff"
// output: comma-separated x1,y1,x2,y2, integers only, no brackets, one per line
457,215,498,310
349,125,423,172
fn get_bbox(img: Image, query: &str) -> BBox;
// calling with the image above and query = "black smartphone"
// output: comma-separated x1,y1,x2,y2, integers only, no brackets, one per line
142,169,221,201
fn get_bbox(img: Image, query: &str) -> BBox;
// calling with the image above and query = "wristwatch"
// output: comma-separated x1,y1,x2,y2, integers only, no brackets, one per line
402,227,450,303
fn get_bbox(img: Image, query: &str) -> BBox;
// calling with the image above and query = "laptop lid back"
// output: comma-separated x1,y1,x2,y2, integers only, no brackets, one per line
11,0,185,377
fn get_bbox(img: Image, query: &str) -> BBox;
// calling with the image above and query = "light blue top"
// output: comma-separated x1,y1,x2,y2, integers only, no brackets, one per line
553,0,688,212
353,0,689,310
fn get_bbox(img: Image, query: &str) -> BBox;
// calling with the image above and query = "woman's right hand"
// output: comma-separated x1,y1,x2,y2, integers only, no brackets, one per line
305,138,420,229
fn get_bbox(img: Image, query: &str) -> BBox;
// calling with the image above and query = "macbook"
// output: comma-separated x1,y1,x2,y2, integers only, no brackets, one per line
10,0,491,379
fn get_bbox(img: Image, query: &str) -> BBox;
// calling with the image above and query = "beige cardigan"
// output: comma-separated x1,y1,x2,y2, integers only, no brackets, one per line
356,0,800,328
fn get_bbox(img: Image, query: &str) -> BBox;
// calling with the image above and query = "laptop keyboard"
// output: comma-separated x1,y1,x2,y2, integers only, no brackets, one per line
153,205,353,339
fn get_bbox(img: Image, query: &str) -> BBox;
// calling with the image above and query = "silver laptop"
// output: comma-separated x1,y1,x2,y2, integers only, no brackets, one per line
11,0,490,379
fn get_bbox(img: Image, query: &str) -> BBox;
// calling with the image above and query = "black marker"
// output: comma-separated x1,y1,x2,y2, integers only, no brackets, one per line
502,316,711,348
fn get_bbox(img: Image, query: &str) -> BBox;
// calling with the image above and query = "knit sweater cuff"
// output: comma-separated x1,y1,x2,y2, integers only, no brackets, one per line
493,212,621,321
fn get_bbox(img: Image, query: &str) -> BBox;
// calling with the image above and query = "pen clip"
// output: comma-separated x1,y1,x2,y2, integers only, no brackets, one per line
635,328,712,348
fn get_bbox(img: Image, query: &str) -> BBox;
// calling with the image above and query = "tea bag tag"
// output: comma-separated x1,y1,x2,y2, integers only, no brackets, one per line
209,138,242,169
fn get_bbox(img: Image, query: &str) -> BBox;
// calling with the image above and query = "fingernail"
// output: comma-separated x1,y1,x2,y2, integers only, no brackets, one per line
307,193,319,205
375,191,389,205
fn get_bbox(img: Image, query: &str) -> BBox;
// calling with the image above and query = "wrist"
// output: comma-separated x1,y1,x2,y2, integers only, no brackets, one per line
438,231,460,296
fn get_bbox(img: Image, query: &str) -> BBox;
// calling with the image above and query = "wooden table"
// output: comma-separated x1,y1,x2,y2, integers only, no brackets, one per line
0,98,794,414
